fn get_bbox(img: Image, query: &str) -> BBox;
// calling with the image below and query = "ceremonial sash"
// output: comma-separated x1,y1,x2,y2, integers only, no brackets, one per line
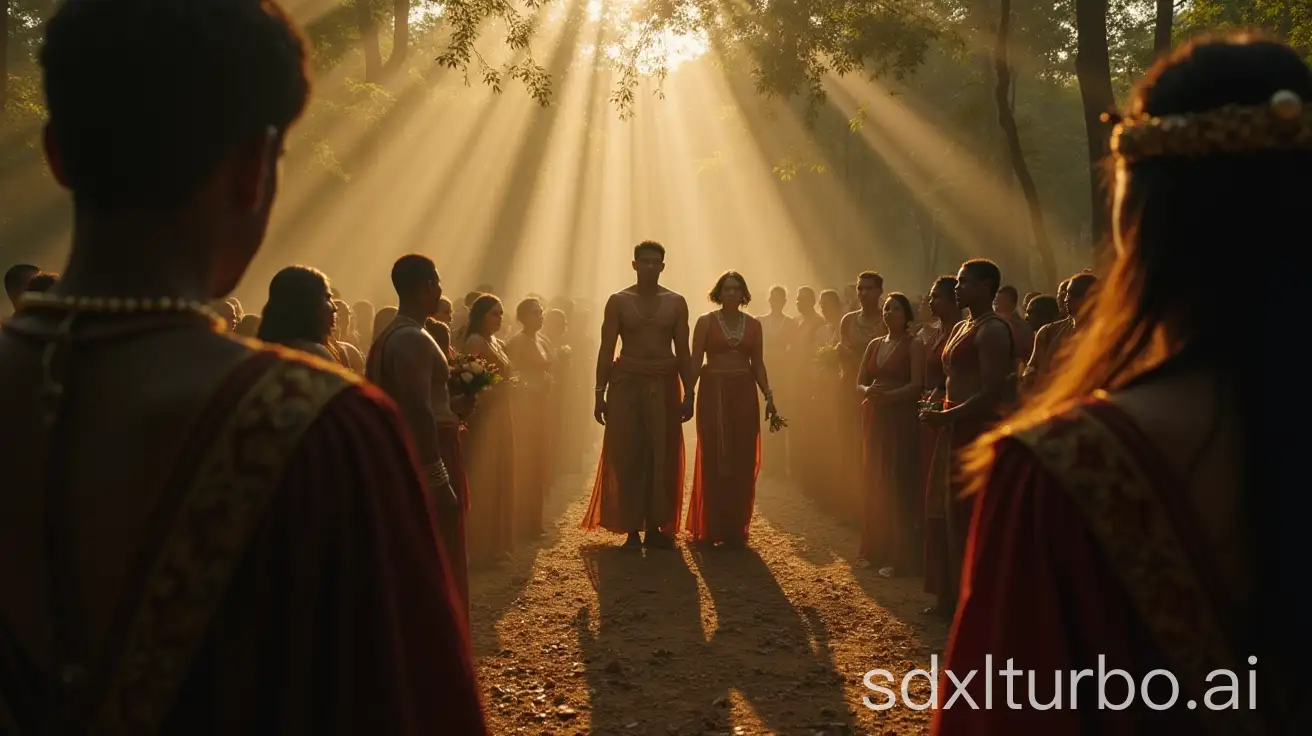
1010,396,1265,736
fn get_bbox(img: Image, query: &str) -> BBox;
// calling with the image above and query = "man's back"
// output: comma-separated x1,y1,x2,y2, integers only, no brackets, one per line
0,317,486,734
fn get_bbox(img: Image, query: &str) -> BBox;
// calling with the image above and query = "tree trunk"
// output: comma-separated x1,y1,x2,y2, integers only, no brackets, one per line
356,0,382,82
1,0,10,119
1154,0,1174,55
384,0,410,72
995,0,1058,290
1074,0,1115,246
913,205,940,285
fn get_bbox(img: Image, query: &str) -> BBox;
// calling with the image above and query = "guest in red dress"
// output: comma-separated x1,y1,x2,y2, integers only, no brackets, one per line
687,271,780,547
934,34,1310,734
856,293,924,576
918,276,961,615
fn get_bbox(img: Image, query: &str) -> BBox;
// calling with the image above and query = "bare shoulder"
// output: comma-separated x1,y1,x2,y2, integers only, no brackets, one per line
977,318,1012,341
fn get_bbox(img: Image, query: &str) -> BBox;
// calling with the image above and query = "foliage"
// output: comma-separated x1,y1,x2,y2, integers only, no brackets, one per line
434,1,942,119
1180,0,1312,58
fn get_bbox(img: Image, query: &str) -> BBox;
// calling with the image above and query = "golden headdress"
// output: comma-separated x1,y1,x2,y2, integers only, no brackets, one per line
1106,89,1312,163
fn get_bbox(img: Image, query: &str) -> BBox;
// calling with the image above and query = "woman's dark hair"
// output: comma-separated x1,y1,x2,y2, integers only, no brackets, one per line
463,294,502,340
258,265,332,345
884,292,914,331
970,33,1312,682
1024,295,1060,331
516,296,542,323
708,270,752,305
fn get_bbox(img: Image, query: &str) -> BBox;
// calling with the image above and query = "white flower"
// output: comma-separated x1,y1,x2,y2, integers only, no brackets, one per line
470,363,485,375
461,372,475,383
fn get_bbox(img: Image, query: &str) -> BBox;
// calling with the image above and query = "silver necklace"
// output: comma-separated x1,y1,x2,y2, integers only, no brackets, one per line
715,309,746,346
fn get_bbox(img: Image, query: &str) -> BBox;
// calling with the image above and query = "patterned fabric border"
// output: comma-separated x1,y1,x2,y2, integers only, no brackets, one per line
1009,399,1260,735
93,357,356,732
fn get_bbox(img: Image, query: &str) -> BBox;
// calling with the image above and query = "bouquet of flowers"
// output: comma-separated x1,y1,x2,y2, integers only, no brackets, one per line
918,392,944,414
768,413,789,433
814,344,839,370
450,353,503,397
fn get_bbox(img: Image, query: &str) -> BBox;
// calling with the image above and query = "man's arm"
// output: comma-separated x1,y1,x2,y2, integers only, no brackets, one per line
944,320,1013,424
673,295,696,403
595,294,621,392
389,330,450,491
689,314,709,396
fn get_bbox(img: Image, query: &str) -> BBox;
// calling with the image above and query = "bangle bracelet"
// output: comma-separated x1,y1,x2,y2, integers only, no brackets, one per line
594,387,606,393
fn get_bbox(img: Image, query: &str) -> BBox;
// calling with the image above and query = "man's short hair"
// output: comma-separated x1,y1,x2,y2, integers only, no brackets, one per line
634,240,665,261
961,258,1002,298
4,264,40,296
390,254,438,297
997,285,1019,303
41,0,310,210
857,271,884,289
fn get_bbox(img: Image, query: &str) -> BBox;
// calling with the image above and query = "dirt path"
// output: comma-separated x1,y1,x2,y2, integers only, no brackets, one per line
468,441,949,736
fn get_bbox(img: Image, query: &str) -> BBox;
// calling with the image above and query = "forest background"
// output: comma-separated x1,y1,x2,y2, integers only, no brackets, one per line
2,1,1305,304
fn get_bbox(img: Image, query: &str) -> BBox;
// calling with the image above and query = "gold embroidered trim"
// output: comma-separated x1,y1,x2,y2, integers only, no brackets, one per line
93,355,357,732
1011,404,1259,735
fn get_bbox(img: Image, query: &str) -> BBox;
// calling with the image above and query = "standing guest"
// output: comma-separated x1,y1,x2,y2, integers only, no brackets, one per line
0,1,484,733
258,266,343,365
918,276,961,617
505,297,555,539
919,259,1014,614
367,254,473,616
687,271,779,548
459,294,517,560
857,293,923,576
935,34,1309,734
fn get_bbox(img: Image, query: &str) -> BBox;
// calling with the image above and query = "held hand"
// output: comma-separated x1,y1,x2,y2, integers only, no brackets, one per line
764,398,778,421
919,408,950,427
680,395,695,423
594,396,607,426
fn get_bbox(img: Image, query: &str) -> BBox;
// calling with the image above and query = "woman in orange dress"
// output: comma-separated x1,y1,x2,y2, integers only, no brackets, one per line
687,271,779,547
506,297,555,540
934,35,1308,734
460,294,517,561
857,293,924,576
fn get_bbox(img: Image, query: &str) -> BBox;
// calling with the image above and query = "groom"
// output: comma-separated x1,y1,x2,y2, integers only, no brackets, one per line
582,241,695,548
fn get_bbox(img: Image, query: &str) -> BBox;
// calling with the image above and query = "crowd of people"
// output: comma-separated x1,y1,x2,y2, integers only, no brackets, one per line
1,0,1307,733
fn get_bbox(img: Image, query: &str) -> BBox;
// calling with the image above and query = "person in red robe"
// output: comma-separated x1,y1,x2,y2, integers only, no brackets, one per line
856,293,924,576
933,35,1310,734
0,3,485,732
687,271,780,547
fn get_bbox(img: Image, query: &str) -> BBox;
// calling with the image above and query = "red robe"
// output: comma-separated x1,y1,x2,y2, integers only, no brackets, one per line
0,349,486,735
933,397,1268,735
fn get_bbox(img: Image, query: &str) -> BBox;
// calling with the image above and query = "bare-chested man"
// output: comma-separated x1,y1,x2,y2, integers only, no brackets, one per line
838,271,889,379
583,241,696,549
919,258,1015,611
366,254,474,613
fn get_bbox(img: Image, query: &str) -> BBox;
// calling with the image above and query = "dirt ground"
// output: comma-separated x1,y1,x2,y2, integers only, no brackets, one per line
468,437,949,736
